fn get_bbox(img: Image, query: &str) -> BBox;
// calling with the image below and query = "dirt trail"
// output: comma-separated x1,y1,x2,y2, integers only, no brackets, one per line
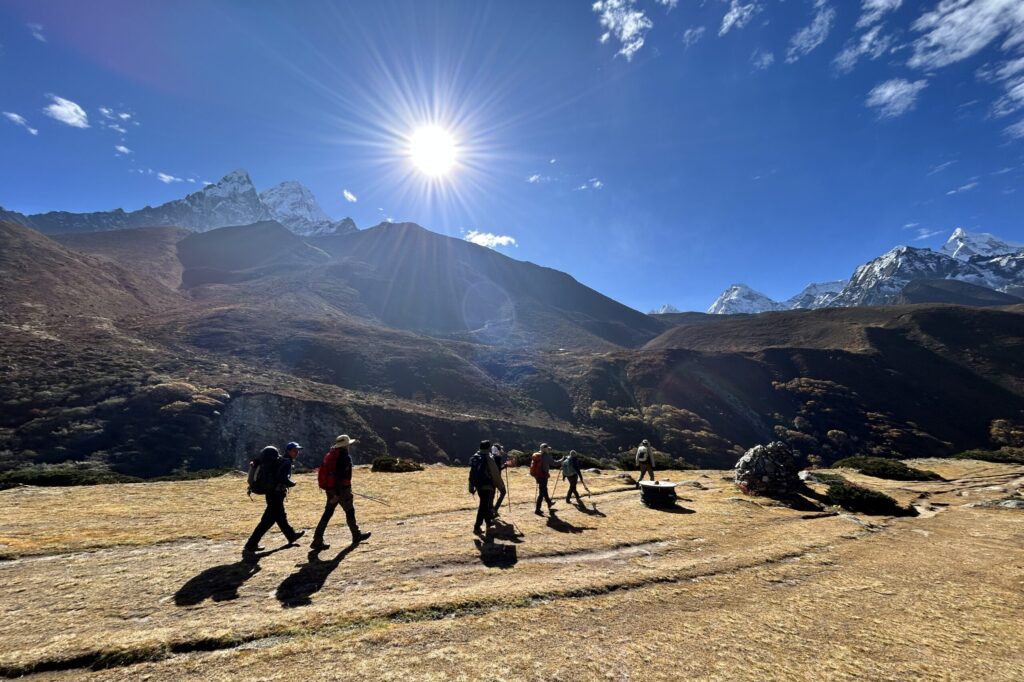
1,460,1021,680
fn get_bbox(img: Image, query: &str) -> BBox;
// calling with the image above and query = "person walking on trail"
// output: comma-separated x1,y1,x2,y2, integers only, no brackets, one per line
311,435,372,551
636,439,655,484
562,449,586,506
469,440,506,536
244,443,306,553
491,443,509,517
530,443,562,516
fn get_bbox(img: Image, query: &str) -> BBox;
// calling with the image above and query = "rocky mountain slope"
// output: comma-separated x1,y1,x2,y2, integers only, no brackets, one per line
0,170,356,237
706,228,1024,314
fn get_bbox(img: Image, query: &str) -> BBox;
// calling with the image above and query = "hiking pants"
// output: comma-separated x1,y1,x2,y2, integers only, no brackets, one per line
493,487,506,513
313,488,360,544
638,462,655,482
565,474,583,504
475,488,496,530
535,477,553,511
246,492,297,548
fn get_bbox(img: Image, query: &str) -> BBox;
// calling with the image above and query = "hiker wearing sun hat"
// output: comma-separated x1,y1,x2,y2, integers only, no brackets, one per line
636,439,655,484
311,434,372,550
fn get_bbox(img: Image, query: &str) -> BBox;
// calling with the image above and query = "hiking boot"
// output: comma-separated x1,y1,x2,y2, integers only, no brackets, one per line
492,509,501,518
473,526,484,536
351,531,372,545
534,509,544,516
243,545,265,554
287,530,306,546
310,540,330,551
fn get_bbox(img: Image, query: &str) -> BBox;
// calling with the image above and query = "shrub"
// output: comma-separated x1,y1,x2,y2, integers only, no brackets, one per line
0,465,141,490
616,450,695,471
953,448,1024,465
824,479,910,516
371,456,424,473
832,456,942,481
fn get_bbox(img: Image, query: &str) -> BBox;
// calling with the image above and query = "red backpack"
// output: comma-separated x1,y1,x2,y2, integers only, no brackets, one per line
318,448,339,490
529,452,546,479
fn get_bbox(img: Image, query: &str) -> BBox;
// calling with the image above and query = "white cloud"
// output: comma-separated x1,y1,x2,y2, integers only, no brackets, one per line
866,78,928,118
108,124,127,134
946,180,980,195
114,144,132,155
343,189,358,202
913,227,944,240
655,0,678,8
682,26,706,48
786,1,836,63
527,174,542,183
857,0,902,29
157,172,184,184
1007,118,1024,138
465,230,518,249
576,178,604,190
903,222,920,229
3,112,38,135
720,1,760,37
27,23,46,42
751,49,775,71
928,160,956,175
833,24,894,73
908,0,1024,71
549,158,557,164
98,107,135,131
118,112,131,121
593,0,653,61
43,95,89,128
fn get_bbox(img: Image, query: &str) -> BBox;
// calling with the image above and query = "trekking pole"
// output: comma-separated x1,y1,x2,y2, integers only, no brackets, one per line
552,470,562,498
353,491,390,506
505,466,512,512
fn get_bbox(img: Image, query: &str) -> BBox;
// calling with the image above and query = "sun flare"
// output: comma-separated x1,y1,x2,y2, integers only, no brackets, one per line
408,125,457,177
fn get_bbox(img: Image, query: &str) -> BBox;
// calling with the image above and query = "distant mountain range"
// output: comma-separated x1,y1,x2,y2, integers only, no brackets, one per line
701,228,1024,314
0,170,357,237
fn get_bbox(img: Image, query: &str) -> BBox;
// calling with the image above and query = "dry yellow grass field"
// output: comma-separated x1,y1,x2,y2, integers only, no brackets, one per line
1,460,1022,681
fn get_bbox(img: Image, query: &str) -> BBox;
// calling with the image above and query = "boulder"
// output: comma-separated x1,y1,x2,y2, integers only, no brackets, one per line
734,441,801,496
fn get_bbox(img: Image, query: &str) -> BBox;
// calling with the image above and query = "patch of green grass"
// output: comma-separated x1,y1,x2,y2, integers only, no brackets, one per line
824,479,912,516
0,465,141,490
371,456,425,473
953,448,1024,465
616,451,696,471
832,456,942,481
149,468,237,482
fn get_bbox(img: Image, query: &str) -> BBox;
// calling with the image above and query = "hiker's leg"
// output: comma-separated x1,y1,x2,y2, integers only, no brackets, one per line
339,488,362,539
493,488,505,513
475,492,489,529
565,476,576,503
270,493,297,541
544,478,553,507
482,489,496,525
535,482,543,512
313,496,337,544
245,498,276,548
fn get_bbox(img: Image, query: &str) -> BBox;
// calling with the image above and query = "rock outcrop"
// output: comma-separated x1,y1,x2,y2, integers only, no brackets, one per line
734,441,801,496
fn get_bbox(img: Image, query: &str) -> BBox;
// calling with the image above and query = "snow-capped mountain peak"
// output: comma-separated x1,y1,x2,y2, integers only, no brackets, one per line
941,227,1023,261
259,181,357,237
707,284,784,315
784,280,847,309
649,304,681,315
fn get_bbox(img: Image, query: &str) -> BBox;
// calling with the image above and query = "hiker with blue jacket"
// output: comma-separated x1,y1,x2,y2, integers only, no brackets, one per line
469,440,506,536
244,443,306,553
562,450,587,506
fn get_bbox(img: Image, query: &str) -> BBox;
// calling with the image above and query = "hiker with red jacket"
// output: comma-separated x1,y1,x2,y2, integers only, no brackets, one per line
244,443,306,553
469,440,506,536
530,443,563,516
311,434,372,551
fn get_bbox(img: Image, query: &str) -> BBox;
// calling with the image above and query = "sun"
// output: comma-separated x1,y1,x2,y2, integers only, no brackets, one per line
408,125,457,177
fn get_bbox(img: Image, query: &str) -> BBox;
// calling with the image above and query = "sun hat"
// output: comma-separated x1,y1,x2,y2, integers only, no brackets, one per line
334,434,358,447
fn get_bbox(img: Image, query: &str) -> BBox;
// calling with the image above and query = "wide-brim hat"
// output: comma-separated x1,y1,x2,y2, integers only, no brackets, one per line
335,434,358,447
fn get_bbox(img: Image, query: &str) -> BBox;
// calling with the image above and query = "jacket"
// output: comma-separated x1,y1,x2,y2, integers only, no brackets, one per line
562,453,582,478
332,446,354,495
275,456,297,494
635,445,653,467
533,451,563,479
469,450,506,494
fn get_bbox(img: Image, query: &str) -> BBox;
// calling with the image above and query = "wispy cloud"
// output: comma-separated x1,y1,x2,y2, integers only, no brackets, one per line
946,180,980,195
909,0,1024,71
27,23,45,42
786,1,836,63
833,24,894,73
157,172,184,184
576,178,604,190
866,78,928,118
343,189,358,202
902,222,920,229
913,227,943,241
465,230,517,249
857,0,902,30
593,0,653,61
751,49,775,71
1007,118,1024,138
114,144,132,155
682,26,705,48
720,1,760,37
98,107,135,133
549,158,557,164
3,112,38,136
43,95,89,128
655,0,678,8
527,174,542,183
927,160,956,175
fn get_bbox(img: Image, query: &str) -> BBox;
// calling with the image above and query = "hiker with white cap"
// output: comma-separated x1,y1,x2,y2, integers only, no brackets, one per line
636,439,655,484
244,442,305,553
311,434,372,550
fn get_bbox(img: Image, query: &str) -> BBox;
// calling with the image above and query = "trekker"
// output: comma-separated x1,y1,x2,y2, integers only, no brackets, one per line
311,435,372,551
491,443,508,516
530,443,561,516
244,443,305,553
636,439,655,483
469,440,506,535
562,449,586,506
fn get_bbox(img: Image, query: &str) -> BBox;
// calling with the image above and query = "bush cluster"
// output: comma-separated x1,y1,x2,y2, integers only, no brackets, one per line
831,456,942,481
371,456,424,473
953,448,1024,465
0,465,141,490
824,479,910,516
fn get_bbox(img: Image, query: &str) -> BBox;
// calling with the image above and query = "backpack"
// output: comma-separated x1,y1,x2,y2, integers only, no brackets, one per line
318,448,340,490
247,448,280,495
529,452,546,479
637,446,650,462
469,452,491,489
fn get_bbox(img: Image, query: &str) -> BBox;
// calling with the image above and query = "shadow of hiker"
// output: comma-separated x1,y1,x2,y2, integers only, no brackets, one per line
486,519,525,544
546,511,595,534
276,545,355,609
475,538,518,568
648,503,696,514
575,502,607,517
175,554,264,606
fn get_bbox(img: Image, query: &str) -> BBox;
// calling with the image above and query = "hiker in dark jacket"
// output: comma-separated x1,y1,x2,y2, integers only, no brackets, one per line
244,443,305,553
562,450,586,506
491,443,508,517
469,440,506,535
311,434,371,551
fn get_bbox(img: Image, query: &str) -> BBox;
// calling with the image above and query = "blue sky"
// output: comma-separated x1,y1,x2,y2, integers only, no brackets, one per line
1,0,1023,312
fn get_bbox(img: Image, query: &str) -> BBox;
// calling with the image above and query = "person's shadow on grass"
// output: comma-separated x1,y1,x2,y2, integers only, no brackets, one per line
276,545,355,608
546,511,594,534
475,538,518,568
174,548,285,606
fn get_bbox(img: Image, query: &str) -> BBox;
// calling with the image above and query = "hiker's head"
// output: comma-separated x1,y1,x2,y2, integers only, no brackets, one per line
261,445,279,458
285,441,303,459
641,439,650,446
540,443,550,453
569,449,578,458
334,434,358,450
479,440,491,452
